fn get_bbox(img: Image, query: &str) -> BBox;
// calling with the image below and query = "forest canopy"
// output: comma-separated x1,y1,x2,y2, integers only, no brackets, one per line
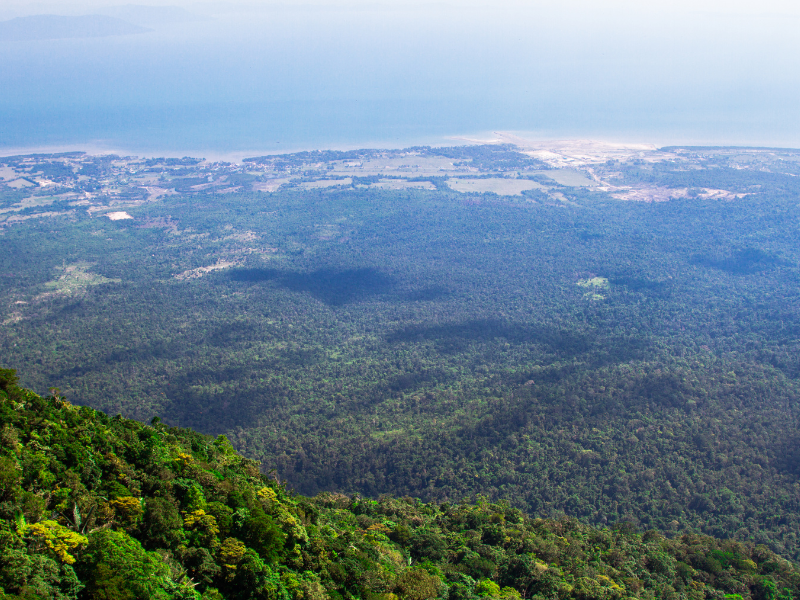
1,369,799,600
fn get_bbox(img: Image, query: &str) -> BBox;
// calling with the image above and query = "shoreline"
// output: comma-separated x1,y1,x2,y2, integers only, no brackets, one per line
0,132,475,162
2,132,798,163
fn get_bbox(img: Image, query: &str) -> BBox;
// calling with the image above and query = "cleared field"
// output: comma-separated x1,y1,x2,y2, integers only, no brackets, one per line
333,155,457,173
300,178,352,189
175,260,238,281
6,179,34,189
0,192,79,215
0,210,72,225
252,178,291,192
369,179,436,190
42,262,121,295
0,166,20,181
131,173,161,184
536,169,597,187
446,178,546,196
577,276,609,301
611,186,746,203
105,211,133,220
331,155,469,177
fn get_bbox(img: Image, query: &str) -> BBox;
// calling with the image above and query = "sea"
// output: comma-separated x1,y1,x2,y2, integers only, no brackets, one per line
2,2,799,159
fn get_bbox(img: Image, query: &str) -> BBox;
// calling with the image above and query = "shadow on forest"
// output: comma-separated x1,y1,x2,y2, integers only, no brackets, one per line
776,433,800,477
577,231,604,241
402,286,452,302
609,276,668,292
691,248,784,275
229,267,396,305
229,268,283,283
387,319,590,355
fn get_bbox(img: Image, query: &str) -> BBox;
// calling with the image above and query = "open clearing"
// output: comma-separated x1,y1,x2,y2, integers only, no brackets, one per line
0,166,20,180
489,134,660,167
252,179,291,192
535,169,597,187
0,211,74,225
369,179,436,190
144,186,177,201
175,260,238,280
41,262,120,296
446,178,546,196
105,211,133,220
300,178,352,190
610,186,746,203
577,276,609,300
0,192,82,216
332,155,466,176
6,179,35,189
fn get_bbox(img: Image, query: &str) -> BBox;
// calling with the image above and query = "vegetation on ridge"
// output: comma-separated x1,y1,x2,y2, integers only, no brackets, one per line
1,368,800,600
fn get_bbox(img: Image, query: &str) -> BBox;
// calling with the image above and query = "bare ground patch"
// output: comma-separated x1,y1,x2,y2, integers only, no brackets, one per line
536,169,597,187
29,262,121,302
0,166,21,181
175,260,239,280
253,179,291,192
224,231,259,242
608,186,747,203
0,192,80,215
609,187,682,202
0,210,75,225
331,155,460,176
144,186,178,201
446,178,546,196
105,211,133,220
300,178,352,190
369,179,436,190
5,179,35,189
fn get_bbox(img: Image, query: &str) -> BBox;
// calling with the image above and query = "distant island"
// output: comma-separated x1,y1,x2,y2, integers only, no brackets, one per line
0,14,151,41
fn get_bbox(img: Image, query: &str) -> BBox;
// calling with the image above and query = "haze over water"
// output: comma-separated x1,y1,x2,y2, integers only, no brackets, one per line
2,0,800,157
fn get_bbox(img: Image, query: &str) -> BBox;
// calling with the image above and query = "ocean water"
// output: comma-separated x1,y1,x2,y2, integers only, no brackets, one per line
2,2,800,157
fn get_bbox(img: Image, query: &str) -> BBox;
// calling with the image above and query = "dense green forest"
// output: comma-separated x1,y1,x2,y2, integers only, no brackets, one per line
2,368,800,600
2,146,800,561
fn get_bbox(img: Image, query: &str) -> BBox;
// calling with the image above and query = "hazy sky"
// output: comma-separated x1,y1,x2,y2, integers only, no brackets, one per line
2,0,799,154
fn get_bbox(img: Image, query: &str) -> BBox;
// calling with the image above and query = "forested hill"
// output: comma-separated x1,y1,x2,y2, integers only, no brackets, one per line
1,368,799,600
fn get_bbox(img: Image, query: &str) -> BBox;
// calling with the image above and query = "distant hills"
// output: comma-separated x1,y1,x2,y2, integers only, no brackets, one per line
0,5,203,41
0,14,150,41
93,4,204,28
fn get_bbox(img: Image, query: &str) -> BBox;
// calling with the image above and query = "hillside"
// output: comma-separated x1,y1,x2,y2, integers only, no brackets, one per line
1,368,799,600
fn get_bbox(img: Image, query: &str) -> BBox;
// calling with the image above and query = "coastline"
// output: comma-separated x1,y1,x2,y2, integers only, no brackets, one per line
0,132,471,163
0,133,652,163
3,132,798,163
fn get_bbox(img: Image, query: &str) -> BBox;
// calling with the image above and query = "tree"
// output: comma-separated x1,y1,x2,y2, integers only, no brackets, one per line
77,529,187,600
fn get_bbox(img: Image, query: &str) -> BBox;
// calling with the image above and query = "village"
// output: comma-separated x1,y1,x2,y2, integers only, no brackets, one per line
2,141,797,227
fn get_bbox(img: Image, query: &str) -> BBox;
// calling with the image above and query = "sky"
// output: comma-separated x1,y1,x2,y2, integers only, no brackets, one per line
1,0,799,156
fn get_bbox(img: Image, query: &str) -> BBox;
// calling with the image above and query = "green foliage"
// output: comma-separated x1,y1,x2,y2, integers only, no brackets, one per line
77,529,179,599
1,372,799,599
0,525,83,599
474,579,501,597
